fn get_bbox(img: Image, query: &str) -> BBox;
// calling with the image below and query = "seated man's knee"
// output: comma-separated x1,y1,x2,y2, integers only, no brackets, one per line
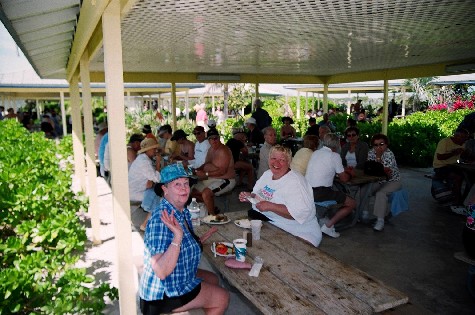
202,187,214,199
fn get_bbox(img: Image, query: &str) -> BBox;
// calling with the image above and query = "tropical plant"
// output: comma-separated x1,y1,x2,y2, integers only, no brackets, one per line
404,77,437,111
0,119,118,314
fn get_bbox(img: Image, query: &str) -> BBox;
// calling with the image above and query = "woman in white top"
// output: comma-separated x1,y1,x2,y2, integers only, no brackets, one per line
239,145,322,247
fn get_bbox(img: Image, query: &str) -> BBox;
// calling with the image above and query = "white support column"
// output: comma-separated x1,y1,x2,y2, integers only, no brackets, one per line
185,90,190,121
382,80,389,135
126,91,131,111
311,92,315,112
347,89,352,115
36,99,40,122
297,91,301,119
69,73,86,192
102,2,136,314
80,51,102,245
172,83,177,130
323,83,329,113
60,92,67,136
305,92,308,115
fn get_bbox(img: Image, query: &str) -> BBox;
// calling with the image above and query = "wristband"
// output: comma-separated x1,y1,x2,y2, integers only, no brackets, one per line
170,242,180,247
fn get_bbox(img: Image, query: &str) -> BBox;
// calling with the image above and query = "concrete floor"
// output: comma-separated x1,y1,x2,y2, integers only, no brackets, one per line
79,168,475,314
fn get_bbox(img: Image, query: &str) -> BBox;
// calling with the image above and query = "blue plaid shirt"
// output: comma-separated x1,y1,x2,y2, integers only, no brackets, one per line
139,198,202,301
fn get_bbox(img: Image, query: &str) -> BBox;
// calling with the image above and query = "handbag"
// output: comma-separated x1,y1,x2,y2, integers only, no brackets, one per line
364,160,386,177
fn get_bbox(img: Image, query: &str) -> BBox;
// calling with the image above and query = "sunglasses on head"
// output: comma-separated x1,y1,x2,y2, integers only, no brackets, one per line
346,133,357,137
373,142,386,147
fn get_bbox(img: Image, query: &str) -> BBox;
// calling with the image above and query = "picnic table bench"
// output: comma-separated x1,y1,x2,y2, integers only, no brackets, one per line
195,210,408,315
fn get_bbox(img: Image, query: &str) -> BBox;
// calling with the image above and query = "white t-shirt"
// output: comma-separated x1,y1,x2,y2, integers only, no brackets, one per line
189,140,211,168
345,151,357,168
305,146,344,187
128,153,161,202
252,170,322,247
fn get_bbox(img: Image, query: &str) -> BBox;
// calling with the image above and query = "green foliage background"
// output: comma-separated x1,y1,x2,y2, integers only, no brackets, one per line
0,120,117,314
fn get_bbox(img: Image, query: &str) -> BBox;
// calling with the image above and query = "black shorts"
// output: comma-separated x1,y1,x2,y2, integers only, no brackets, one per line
312,186,347,204
140,283,201,315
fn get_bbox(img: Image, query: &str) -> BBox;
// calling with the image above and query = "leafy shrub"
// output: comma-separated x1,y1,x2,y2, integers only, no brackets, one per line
0,119,118,314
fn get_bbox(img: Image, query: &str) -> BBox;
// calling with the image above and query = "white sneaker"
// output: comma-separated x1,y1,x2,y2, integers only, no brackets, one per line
373,218,384,231
450,205,466,215
321,224,340,238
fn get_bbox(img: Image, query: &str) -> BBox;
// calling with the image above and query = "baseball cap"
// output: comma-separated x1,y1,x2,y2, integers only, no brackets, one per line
245,117,256,125
208,119,217,128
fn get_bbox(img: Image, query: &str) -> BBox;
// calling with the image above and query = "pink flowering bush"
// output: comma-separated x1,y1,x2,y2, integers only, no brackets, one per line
429,95,475,112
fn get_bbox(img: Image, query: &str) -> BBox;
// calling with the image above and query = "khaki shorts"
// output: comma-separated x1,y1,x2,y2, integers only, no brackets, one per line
194,178,236,196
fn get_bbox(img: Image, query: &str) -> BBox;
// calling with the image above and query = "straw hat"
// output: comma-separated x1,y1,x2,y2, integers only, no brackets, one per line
138,138,160,154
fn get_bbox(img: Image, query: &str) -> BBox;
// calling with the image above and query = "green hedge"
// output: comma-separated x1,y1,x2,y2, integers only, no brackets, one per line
0,120,117,314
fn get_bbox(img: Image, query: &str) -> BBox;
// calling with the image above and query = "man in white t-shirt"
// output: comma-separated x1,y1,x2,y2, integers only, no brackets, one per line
187,126,210,169
305,133,355,238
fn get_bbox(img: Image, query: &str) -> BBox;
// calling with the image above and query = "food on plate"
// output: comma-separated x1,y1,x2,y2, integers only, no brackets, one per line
211,214,228,223
215,242,234,255
225,258,252,269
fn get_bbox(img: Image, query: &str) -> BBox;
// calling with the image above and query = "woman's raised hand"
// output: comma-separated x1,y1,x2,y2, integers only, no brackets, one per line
161,210,183,241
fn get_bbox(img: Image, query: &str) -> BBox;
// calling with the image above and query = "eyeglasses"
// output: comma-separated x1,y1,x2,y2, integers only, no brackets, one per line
208,136,219,141
346,133,357,138
373,142,386,147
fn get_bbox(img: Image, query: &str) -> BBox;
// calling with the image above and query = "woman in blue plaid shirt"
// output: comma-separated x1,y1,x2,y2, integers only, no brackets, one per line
139,164,229,314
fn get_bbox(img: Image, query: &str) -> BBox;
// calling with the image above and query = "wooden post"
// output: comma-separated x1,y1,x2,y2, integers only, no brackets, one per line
102,1,137,313
80,51,102,245
69,73,86,192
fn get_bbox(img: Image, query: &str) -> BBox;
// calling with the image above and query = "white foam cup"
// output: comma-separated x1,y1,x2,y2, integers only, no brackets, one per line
233,238,247,262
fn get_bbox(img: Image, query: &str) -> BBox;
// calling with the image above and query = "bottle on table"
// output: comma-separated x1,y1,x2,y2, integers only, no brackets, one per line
189,198,200,226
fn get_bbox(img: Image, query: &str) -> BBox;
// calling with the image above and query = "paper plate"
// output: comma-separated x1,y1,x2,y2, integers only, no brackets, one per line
234,219,251,229
202,215,231,225
211,242,235,257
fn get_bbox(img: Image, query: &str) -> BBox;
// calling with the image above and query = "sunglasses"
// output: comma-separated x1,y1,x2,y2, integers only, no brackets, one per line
193,131,202,135
346,133,357,138
373,142,386,147
208,136,219,141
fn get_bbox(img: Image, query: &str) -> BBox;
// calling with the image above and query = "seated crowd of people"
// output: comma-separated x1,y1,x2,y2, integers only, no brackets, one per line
133,104,411,314
97,101,475,315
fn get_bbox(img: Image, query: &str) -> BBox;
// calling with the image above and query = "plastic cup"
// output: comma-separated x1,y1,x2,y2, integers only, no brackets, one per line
233,238,247,262
199,202,207,218
251,220,262,240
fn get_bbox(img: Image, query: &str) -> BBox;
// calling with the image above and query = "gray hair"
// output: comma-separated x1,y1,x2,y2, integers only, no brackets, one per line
322,133,341,151
262,126,276,136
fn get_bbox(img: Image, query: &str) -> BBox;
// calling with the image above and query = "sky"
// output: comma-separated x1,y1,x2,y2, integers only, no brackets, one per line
0,22,34,75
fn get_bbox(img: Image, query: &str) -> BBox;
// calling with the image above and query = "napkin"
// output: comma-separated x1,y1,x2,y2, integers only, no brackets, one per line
248,256,264,277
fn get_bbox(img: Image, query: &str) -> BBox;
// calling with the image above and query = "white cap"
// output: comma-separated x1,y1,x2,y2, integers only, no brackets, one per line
208,119,217,127
245,117,256,125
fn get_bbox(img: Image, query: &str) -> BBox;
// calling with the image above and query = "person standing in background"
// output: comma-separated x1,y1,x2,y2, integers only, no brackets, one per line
251,99,272,131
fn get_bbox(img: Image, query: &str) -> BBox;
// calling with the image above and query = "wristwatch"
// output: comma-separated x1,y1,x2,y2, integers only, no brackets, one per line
206,172,209,177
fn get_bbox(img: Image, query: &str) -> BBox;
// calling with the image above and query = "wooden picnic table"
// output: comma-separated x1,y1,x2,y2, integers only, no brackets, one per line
195,211,408,315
